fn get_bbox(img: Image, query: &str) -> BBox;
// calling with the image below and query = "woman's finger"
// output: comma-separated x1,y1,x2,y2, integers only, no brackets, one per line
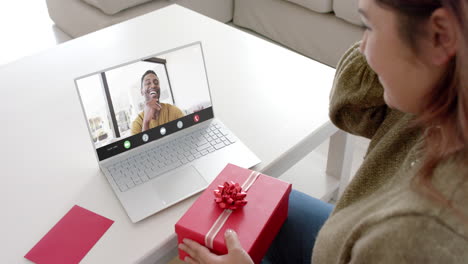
183,255,199,264
181,238,213,263
178,243,195,258
224,229,243,252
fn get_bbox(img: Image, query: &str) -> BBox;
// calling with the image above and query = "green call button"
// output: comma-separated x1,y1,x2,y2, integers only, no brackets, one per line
124,140,131,149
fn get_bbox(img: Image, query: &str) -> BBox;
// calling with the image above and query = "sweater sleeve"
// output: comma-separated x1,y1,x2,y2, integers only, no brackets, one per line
329,42,388,139
348,216,468,264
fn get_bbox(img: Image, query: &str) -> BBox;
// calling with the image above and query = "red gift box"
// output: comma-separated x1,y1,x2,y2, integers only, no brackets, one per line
175,163,292,263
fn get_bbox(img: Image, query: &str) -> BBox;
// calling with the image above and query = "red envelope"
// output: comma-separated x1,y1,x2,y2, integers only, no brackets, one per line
25,205,114,264
176,164,292,263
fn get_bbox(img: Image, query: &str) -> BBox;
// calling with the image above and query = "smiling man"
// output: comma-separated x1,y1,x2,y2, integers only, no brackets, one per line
131,70,184,135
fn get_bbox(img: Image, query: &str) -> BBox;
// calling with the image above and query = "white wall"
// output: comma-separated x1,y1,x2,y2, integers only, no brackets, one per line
159,43,212,113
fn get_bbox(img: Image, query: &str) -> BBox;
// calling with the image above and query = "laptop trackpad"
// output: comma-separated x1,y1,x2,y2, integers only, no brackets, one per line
152,165,208,205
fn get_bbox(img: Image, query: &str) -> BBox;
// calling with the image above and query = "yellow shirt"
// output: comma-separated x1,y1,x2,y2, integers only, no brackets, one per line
131,103,184,135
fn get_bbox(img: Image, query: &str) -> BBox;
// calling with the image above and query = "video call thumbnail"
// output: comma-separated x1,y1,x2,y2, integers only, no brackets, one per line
75,43,212,154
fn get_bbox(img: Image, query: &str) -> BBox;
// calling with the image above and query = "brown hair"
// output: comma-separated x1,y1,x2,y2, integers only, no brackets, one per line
375,0,468,217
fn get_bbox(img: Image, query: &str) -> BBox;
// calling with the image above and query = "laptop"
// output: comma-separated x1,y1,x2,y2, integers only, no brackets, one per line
75,42,260,223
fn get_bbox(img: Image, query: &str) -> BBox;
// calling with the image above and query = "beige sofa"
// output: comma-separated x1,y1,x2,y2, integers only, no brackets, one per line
46,0,363,66
234,0,364,66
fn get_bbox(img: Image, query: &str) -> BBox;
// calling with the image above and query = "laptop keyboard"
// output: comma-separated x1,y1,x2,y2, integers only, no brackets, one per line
105,123,236,192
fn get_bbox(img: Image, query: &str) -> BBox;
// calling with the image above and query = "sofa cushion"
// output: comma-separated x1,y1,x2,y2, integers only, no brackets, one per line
83,0,155,15
48,0,234,38
333,0,363,26
285,0,332,13
234,0,363,67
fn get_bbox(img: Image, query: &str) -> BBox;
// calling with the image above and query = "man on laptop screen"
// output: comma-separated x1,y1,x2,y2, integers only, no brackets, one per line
132,70,184,135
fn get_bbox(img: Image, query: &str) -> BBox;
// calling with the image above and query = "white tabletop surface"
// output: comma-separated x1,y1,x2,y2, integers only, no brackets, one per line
0,5,335,263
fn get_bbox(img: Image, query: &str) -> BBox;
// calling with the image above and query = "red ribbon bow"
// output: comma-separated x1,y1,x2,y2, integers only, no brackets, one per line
214,181,248,210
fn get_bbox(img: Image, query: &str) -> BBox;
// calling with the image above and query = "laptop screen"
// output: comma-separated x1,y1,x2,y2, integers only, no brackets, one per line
75,42,214,161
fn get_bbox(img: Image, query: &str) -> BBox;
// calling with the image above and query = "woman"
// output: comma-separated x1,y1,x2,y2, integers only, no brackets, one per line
179,0,468,263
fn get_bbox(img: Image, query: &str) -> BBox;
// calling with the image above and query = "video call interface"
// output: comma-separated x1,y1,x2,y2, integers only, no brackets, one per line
75,43,213,160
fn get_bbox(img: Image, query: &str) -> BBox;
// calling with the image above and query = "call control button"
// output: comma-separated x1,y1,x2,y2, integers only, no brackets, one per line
177,121,183,129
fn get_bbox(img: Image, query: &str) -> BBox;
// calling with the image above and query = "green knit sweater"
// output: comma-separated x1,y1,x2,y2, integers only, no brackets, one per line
312,43,468,263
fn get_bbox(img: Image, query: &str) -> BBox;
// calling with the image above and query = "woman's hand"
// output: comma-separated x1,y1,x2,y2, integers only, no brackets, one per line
179,229,254,264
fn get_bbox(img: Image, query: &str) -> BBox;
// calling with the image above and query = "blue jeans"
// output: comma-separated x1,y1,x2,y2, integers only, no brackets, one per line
262,189,334,264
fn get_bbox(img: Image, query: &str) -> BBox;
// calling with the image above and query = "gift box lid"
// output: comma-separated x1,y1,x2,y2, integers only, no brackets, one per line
175,163,292,262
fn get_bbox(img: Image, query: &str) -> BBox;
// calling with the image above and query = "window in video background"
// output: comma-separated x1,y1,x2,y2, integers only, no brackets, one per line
77,43,212,149
77,74,111,148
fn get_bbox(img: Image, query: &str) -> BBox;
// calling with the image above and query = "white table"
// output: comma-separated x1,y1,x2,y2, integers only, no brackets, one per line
0,5,353,264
